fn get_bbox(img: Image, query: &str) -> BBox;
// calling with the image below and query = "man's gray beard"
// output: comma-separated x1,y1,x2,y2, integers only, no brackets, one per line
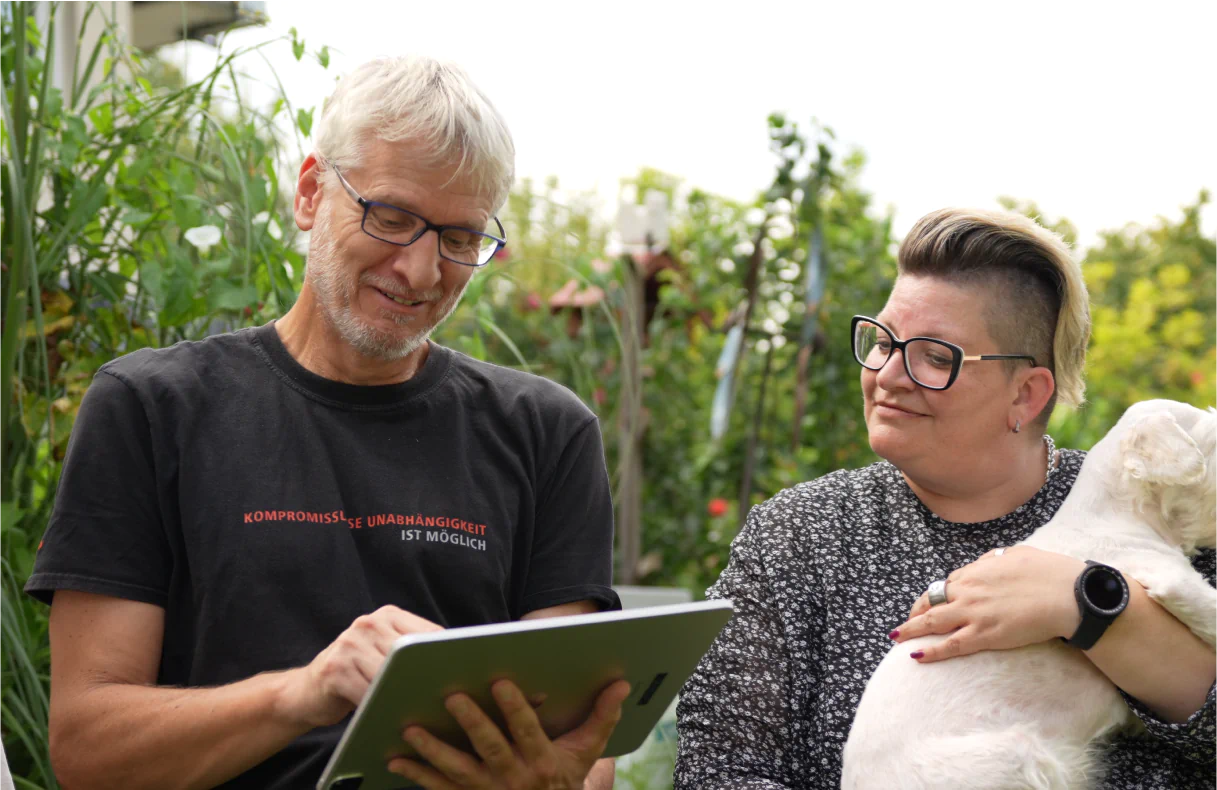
306,213,468,361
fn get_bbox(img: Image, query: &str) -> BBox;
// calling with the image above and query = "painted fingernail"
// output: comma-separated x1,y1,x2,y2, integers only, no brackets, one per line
889,630,900,639
910,651,924,659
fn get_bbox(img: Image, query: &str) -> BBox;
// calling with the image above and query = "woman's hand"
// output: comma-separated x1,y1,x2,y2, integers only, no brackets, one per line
891,546,1088,663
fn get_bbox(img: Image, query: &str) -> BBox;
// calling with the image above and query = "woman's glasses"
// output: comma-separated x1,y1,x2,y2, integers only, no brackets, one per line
851,315,1037,391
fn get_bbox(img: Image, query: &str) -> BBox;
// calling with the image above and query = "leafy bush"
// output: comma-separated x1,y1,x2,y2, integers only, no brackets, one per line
1,5,322,784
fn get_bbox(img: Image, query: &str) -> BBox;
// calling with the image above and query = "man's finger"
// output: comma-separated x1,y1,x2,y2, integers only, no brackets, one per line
386,606,443,637
403,725,488,786
492,680,550,763
559,679,630,757
443,693,518,775
386,757,462,790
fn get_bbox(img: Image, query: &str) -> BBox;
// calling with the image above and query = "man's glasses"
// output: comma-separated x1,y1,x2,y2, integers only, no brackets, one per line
851,315,1038,391
325,159,506,267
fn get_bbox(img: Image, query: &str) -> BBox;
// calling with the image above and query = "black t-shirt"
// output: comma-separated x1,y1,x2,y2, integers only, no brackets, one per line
26,321,619,789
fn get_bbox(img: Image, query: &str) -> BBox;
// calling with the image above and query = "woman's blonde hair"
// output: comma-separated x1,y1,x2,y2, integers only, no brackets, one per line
897,208,1090,423
314,56,515,212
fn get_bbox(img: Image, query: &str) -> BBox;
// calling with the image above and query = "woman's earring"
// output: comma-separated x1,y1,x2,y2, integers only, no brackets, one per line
1013,419,1021,434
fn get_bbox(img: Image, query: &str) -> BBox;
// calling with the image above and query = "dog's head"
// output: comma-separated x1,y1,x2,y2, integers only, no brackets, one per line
1109,399,1217,554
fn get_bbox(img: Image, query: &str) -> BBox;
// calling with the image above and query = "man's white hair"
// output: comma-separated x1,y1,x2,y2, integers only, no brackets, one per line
314,55,515,212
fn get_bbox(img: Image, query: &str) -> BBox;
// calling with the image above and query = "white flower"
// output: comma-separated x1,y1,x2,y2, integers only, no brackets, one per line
253,212,282,240
216,205,232,219
184,225,223,254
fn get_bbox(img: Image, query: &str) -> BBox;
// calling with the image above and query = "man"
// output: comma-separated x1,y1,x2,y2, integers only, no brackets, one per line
26,56,627,790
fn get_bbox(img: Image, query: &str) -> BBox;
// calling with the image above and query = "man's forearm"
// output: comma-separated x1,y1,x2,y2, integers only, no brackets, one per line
52,668,311,790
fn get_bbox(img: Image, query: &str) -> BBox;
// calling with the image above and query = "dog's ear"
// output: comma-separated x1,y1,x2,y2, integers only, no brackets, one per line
1120,411,1206,487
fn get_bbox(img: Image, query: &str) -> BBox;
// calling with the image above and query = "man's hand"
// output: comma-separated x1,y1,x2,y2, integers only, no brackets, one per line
387,678,631,790
282,605,443,728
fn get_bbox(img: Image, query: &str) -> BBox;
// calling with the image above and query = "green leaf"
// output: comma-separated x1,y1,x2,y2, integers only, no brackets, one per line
119,208,153,226
87,103,113,136
208,283,259,311
0,503,25,534
296,107,313,137
204,255,234,275
248,176,269,215
318,46,330,69
292,38,305,61
467,331,487,361
45,87,63,119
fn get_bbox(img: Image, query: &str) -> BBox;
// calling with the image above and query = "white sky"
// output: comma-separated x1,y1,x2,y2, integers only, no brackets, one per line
198,0,1215,250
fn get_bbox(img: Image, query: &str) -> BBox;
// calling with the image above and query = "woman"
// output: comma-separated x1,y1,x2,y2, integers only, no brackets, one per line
675,208,1215,789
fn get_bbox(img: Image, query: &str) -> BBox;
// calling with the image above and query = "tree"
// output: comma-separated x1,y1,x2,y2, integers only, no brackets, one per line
1051,192,1215,449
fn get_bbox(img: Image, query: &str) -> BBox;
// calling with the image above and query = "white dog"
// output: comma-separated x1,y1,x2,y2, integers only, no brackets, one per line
841,399,1217,790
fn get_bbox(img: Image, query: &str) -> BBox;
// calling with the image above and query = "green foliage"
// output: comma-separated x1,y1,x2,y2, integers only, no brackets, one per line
1050,192,1216,447
1,4,323,785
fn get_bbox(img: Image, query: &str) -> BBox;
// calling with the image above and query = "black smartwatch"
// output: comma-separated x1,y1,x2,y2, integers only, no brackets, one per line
1063,560,1129,650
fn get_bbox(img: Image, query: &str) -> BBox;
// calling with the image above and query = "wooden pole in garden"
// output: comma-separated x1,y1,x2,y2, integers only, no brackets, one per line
791,222,825,452
732,223,769,526
616,249,646,584
738,336,775,521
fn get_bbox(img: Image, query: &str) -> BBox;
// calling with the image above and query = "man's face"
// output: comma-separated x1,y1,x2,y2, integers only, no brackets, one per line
306,138,492,360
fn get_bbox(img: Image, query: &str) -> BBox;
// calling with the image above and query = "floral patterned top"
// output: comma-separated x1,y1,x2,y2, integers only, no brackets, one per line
675,450,1216,789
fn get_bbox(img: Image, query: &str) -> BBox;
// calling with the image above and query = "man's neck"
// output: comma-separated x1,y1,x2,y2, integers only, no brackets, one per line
273,285,429,386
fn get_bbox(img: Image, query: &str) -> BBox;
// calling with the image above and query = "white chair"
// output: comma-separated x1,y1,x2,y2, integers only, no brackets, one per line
613,585,692,610
611,586,694,789
1,737,15,790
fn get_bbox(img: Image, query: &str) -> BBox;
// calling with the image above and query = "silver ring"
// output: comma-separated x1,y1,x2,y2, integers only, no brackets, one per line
994,547,1007,557
927,579,949,607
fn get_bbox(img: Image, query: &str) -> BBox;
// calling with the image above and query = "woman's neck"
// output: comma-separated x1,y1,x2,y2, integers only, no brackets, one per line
901,436,1055,524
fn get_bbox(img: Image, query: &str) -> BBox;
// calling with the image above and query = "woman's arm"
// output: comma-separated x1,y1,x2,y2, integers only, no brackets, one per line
894,547,1216,757
675,510,809,790
1081,573,1215,723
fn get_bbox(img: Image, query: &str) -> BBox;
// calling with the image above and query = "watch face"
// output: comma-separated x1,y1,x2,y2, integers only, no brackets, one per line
1083,567,1126,614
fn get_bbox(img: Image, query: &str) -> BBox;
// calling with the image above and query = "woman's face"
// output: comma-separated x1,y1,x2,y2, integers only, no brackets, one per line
862,275,1019,477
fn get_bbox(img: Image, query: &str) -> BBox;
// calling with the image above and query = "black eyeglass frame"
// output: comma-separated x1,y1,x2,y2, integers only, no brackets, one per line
851,315,1038,391
324,158,507,268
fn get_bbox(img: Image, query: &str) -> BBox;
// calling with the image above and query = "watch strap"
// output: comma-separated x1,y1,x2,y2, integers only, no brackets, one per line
1064,607,1110,650
1064,560,1125,651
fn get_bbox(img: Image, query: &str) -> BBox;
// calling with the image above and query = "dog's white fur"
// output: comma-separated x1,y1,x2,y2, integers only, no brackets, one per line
841,400,1217,790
